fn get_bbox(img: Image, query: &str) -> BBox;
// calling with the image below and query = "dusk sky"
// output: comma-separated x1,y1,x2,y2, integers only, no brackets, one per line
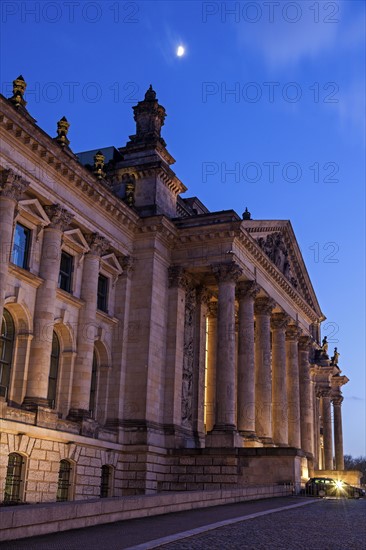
1,0,365,456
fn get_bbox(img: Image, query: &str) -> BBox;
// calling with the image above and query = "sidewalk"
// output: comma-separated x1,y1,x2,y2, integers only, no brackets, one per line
1,497,318,549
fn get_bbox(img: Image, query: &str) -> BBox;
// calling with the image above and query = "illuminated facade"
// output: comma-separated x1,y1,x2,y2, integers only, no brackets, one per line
0,77,348,503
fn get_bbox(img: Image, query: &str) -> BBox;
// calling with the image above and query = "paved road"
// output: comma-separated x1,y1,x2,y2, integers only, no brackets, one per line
1,497,365,550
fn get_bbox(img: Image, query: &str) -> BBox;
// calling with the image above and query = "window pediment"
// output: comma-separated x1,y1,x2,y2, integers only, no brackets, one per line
17,199,50,228
63,229,90,254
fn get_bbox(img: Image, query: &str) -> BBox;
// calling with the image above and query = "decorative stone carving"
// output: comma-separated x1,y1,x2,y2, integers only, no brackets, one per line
181,286,196,427
168,266,188,289
236,280,260,300
285,324,301,341
44,204,74,231
93,151,106,179
85,233,110,256
196,286,212,305
256,232,298,289
0,168,29,201
211,262,242,283
270,312,289,331
130,85,167,147
332,396,343,406
298,335,313,351
9,75,27,109
254,296,275,316
123,173,136,207
120,255,134,275
55,116,70,148
207,301,218,318
331,347,340,366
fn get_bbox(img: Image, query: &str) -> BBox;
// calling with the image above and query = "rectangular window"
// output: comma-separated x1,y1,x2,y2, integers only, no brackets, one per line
97,275,109,312
58,252,73,293
12,223,31,269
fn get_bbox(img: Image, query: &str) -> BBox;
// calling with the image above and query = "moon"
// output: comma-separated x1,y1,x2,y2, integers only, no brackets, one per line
176,45,185,57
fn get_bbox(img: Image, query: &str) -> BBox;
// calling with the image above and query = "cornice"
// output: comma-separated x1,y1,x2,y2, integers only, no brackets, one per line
0,96,139,234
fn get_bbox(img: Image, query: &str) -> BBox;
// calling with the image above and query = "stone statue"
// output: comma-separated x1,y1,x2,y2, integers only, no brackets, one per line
331,347,340,365
321,336,329,355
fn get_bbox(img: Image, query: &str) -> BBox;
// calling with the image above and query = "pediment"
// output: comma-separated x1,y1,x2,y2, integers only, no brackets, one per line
101,253,123,275
243,220,323,317
18,199,50,226
63,228,90,253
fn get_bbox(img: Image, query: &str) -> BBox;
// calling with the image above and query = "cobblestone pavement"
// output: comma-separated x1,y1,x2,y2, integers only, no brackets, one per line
163,498,366,550
1,497,365,550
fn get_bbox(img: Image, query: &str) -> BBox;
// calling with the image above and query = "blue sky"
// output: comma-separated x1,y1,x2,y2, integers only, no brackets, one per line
1,0,365,456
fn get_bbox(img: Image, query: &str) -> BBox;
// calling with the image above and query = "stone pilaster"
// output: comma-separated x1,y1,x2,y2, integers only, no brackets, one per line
206,262,242,447
321,389,334,470
68,233,109,421
286,325,301,448
254,296,275,444
194,287,211,440
298,336,314,455
236,281,259,442
23,205,73,409
205,302,217,433
333,396,344,470
0,169,29,323
271,312,289,447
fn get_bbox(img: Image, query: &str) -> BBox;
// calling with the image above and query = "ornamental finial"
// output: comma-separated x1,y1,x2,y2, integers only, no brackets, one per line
93,150,105,179
55,116,70,147
9,75,27,109
242,207,251,220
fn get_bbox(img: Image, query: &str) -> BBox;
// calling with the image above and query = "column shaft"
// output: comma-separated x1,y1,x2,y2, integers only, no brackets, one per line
69,234,108,419
286,326,301,448
271,313,289,446
299,337,314,455
333,399,344,470
322,393,333,470
255,297,275,443
0,170,29,323
205,303,217,432
24,205,73,408
237,282,258,436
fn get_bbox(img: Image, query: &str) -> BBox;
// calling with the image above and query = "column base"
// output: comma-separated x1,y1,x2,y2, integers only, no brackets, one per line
239,431,263,447
206,427,243,448
67,408,91,422
259,436,275,447
22,396,50,411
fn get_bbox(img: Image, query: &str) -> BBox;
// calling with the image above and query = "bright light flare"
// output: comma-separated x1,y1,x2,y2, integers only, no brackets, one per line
176,45,185,57
335,480,344,490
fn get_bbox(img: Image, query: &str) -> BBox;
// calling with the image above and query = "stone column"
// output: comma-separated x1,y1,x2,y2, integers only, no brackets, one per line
68,234,109,420
321,390,333,470
286,325,301,448
237,281,259,440
333,396,344,470
163,266,187,435
254,296,275,444
271,312,289,446
298,336,314,455
23,205,73,409
205,302,217,433
194,287,211,440
0,169,29,323
207,262,242,447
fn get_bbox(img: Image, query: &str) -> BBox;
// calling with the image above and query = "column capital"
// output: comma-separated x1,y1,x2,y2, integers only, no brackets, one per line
0,168,29,201
332,396,343,406
285,324,301,341
254,296,275,316
299,335,313,351
270,312,290,330
168,265,189,289
119,255,134,276
236,280,260,300
317,387,332,399
211,261,242,283
207,301,218,317
196,286,212,305
44,204,74,231
85,233,110,256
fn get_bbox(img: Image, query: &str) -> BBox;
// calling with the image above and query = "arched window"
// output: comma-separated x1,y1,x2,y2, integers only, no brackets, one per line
100,465,113,498
47,331,60,408
4,453,25,504
56,460,73,502
0,310,15,400
89,350,98,417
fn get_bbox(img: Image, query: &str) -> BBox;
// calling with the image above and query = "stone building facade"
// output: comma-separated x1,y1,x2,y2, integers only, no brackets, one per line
0,77,348,504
